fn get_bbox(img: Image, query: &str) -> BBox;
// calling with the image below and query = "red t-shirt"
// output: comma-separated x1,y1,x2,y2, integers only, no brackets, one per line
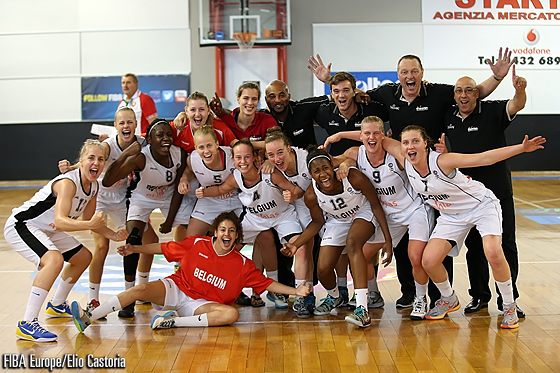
171,118,237,153
161,235,274,305
218,108,278,141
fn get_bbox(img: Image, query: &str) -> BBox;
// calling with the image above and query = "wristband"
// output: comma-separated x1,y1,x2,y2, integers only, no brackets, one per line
493,75,502,81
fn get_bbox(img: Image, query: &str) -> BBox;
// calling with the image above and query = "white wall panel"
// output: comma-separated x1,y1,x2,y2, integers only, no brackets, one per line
81,29,191,76
0,0,79,34
0,33,80,79
78,0,189,31
0,78,81,123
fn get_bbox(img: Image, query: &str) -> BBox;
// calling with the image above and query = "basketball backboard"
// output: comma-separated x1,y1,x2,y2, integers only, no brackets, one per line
199,0,291,46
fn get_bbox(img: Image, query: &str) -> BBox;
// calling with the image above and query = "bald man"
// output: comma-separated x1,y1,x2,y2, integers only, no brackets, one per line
443,67,527,318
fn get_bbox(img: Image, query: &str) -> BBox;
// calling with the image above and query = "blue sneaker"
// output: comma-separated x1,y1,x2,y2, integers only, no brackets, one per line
16,319,57,342
151,311,178,330
266,292,288,309
71,301,92,333
45,301,72,318
314,294,344,315
345,305,372,328
338,286,349,307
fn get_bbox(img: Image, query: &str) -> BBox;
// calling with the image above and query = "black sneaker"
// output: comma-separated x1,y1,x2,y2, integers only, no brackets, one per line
293,297,311,318
338,286,349,307
396,293,414,309
235,292,252,306
118,303,135,318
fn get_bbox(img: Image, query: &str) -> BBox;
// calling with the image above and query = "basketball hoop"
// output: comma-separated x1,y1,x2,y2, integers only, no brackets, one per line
233,32,257,51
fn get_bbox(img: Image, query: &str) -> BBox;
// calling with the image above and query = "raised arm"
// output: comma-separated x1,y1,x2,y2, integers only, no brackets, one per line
381,136,406,165
81,197,128,241
477,47,514,99
437,135,546,174
281,186,325,257
307,54,332,84
323,130,361,149
332,146,359,180
103,141,144,187
52,180,105,232
508,64,527,116
117,242,163,256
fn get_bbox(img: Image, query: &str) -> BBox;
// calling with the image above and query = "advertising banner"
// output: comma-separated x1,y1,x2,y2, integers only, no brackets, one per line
82,74,190,120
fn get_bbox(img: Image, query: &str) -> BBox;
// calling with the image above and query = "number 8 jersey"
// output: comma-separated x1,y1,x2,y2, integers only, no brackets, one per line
312,172,369,221
131,144,182,203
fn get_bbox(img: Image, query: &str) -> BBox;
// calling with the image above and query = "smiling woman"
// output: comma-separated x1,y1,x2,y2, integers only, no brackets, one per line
4,139,127,343
69,211,310,332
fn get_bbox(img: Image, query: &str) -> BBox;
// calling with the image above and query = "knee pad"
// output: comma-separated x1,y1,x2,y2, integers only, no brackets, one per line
126,227,142,246
124,253,139,276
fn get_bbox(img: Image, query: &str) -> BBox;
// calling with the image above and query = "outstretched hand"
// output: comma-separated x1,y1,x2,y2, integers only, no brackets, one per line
117,243,134,256
294,282,312,297
522,135,546,153
512,65,527,92
486,47,514,80
323,133,340,149
307,54,332,83
173,112,188,131
435,133,448,154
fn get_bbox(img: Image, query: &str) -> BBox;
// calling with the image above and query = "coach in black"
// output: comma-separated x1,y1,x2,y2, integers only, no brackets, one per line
263,80,328,149
443,69,527,318
309,48,514,308
313,71,388,156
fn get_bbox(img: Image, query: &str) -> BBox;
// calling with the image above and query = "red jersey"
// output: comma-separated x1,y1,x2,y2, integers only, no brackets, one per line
171,118,237,153
218,108,278,141
161,235,274,305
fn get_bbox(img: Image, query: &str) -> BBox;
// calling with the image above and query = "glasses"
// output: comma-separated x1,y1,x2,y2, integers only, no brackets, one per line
454,87,477,95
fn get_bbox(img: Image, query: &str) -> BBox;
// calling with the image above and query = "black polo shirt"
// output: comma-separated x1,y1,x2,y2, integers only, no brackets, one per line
367,82,455,142
314,101,388,156
444,100,514,199
261,95,329,149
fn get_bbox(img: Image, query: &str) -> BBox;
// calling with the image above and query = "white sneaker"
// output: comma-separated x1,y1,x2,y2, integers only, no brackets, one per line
410,295,428,320
368,291,384,308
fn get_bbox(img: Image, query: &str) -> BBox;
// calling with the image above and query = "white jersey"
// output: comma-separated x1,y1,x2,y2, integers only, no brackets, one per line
234,170,293,219
11,169,98,231
313,173,369,221
190,146,238,201
405,149,488,215
130,144,182,202
281,147,313,225
356,146,419,214
99,135,144,204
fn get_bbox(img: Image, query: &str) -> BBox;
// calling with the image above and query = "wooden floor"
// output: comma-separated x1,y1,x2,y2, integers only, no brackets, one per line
1,173,559,372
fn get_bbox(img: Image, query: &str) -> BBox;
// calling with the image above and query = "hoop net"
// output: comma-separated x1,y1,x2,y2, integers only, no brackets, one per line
233,32,257,51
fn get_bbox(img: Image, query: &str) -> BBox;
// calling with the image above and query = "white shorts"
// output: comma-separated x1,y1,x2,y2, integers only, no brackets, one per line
153,278,214,317
242,208,302,244
371,201,435,245
96,198,127,229
293,199,312,227
4,216,83,269
321,202,376,247
191,196,243,225
127,194,194,227
430,194,502,257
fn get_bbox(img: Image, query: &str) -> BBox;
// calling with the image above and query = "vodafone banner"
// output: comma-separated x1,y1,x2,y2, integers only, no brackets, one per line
423,0,560,24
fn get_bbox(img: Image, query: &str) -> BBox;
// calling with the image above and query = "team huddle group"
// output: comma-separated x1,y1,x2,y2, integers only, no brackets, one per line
4,47,546,343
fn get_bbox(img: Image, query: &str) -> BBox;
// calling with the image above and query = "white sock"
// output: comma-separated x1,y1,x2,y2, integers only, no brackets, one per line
327,286,340,299
367,278,379,293
91,296,122,320
124,280,135,291
267,270,278,282
355,288,368,309
415,281,429,297
295,279,305,299
23,287,49,322
174,313,209,327
337,276,347,288
496,278,514,305
434,279,453,298
51,277,75,305
137,271,150,285
89,283,100,302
